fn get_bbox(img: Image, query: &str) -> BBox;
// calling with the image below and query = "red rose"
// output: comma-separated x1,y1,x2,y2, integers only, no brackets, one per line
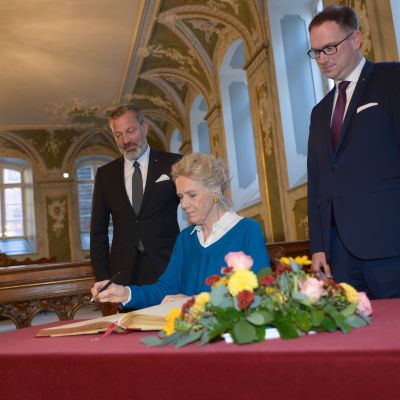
205,274,221,286
275,264,292,275
220,266,234,275
261,275,275,286
237,290,254,310
181,297,195,317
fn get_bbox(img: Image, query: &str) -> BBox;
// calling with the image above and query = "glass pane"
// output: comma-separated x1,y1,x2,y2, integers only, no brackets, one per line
78,183,93,232
0,316,17,333
3,168,21,184
4,188,23,236
77,166,93,181
30,311,59,326
73,305,103,320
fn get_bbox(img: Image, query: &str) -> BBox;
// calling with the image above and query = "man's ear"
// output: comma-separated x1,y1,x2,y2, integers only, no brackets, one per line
352,30,362,50
142,120,149,136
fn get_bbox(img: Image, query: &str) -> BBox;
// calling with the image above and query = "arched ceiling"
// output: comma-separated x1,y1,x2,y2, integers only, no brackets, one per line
0,0,265,150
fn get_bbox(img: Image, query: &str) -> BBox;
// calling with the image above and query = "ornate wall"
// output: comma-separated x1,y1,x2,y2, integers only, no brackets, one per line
0,0,398,261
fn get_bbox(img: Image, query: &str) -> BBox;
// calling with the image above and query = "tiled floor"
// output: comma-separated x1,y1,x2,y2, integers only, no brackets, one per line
0,305,103,333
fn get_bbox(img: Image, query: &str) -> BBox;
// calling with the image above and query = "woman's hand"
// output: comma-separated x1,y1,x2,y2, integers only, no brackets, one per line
91,281,130,304
161,294,189,304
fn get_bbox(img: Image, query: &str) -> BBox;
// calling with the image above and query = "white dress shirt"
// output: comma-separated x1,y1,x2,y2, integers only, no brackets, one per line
190,211,244,248
332,57,366,119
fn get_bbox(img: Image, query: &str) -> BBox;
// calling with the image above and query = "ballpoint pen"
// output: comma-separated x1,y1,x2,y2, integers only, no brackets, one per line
90,271,121,302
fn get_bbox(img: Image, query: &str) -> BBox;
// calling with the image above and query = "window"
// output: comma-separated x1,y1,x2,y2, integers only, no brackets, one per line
76,156,113,250
390,0,400,58
268,0,328,188
219,40,260,210
0,158,35,255
190,95,210,154
170,128,182,154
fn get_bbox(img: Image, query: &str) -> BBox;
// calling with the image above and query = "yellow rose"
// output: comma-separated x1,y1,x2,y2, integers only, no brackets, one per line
227,270,258,296
279,257,290,265
163,308,181,336
293,255,312,266
191,292,211,317
265,287,275,295
339,282,359,304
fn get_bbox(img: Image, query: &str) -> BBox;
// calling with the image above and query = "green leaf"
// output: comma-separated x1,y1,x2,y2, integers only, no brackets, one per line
292,292,312,307
296,310,312,331
257,267,272,283
232,320,257,344
311,309,325,327
274,318,300,339
321,316,337,332
290,260,300,273
175,330,203,348
345,314,369,328
199,330,212,346
255,325,266,342
159,332,181,346
140,336,163,347
340,302,357,317
246,311,267,326
327,308,351,333
211,284,231,308
250,294,262,308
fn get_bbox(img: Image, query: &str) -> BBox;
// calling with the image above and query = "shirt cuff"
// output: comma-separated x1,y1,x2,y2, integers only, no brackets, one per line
121,286,132,306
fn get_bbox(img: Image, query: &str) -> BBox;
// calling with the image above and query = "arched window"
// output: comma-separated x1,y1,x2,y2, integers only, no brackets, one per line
268,0,328,188
390,0,400,58
170,128,182,154
0,157,35,255
76,156,113,250
190,95,210,154
219,40,260,210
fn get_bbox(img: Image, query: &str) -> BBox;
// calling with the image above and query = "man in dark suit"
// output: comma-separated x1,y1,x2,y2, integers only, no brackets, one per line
90,105,181,288
307,5,400,299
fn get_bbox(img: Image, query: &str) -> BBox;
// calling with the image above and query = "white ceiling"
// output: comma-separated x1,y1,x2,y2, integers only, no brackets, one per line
0,0,145,128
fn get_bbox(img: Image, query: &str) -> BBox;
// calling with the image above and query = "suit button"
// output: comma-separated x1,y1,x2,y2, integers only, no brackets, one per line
331,165,336,173
136,219,139,223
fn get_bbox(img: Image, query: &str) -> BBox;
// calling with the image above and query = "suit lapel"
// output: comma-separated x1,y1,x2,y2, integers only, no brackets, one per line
323,89,336,158
141,149,161,213
334,61,374,154
116,157,134,210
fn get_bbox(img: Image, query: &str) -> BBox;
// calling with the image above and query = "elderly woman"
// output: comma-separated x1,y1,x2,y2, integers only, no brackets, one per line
91,153,270,309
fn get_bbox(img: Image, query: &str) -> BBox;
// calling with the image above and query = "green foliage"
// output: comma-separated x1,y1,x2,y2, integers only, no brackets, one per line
141,254,372,348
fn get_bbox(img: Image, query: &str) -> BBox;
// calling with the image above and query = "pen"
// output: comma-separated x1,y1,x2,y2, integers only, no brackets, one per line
90,271,121,302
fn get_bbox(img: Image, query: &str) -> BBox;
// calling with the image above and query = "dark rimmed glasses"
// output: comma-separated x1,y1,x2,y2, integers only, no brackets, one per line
307,31,355,59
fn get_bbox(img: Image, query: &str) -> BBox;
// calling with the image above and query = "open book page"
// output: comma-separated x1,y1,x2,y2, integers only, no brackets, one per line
36,298,188,337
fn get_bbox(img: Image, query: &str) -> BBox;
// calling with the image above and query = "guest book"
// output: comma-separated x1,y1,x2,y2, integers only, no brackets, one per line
36,298,187,337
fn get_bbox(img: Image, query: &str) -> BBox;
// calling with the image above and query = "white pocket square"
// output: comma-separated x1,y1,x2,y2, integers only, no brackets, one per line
155,174,170,183
357,102,378,113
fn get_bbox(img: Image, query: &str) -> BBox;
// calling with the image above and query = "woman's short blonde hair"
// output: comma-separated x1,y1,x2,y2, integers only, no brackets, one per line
171,153,231,210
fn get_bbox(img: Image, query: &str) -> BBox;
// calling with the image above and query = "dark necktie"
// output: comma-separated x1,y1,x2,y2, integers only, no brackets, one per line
331,80,350,151
132,161,143,215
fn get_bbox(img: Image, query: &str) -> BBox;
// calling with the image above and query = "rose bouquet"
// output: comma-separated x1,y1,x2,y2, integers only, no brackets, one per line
141,252,372,348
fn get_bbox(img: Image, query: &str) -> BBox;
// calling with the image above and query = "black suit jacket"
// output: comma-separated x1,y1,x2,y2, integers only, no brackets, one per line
90,149,181,285
308,61,400,259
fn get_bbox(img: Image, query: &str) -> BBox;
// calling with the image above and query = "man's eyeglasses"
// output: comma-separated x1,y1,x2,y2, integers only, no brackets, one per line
307,31,355,59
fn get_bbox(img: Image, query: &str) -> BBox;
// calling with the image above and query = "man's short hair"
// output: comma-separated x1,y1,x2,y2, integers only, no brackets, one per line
309,5,360,32
108,105,145,128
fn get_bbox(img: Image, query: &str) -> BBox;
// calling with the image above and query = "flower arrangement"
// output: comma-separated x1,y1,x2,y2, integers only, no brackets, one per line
141,252,372,348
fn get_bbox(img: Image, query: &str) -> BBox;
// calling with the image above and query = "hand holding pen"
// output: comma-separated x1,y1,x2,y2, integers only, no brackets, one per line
90,271,121,303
